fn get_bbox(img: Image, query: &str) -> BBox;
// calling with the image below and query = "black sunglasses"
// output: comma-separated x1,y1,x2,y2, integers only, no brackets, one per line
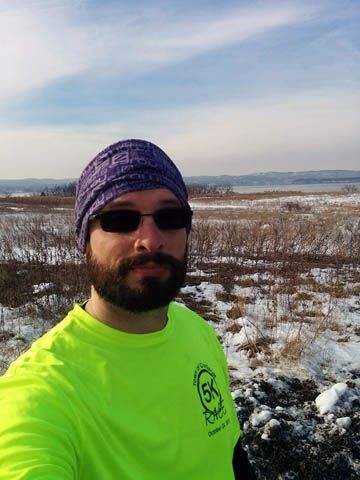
90,207,193,233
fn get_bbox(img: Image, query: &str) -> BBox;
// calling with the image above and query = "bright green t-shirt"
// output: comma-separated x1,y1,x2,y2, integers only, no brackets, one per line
0,302,240,479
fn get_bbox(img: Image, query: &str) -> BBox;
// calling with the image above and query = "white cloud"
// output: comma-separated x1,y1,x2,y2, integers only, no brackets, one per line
1,90,359,178
0,1,317,101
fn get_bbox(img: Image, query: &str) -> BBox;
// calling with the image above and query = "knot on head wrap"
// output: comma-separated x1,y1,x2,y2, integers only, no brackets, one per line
75,139,190,253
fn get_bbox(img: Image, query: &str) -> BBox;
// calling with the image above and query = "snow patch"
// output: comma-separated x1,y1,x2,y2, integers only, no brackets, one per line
315,383,348,414
251,410,273,427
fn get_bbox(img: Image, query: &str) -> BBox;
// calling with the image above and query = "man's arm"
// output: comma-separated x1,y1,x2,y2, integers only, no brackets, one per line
233,436,256,480
0,375,78,479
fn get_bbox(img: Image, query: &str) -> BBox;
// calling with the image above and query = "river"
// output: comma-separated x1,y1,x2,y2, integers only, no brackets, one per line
232,182,360,194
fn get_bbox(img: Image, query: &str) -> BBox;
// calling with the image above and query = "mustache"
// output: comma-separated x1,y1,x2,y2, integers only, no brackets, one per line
117,252,183,275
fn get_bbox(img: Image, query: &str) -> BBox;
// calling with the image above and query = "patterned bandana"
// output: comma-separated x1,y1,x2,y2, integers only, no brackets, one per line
75,139,190,253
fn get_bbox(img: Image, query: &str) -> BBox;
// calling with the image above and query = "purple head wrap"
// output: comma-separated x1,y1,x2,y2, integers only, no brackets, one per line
75,139,190,253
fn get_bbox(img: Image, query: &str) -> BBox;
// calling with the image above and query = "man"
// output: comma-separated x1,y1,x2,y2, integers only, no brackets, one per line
0,139,254,479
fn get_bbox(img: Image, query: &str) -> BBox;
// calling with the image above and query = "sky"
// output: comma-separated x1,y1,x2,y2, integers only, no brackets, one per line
0,0,359,178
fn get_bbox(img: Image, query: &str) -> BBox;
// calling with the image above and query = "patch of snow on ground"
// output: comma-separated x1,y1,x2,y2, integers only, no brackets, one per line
315,383,349,414
33,283,53,294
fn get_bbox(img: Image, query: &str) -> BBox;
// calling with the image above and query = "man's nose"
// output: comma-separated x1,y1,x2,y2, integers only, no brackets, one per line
133,216,165,252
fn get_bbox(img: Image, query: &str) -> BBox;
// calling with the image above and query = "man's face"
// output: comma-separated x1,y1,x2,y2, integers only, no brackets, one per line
85,189,188,313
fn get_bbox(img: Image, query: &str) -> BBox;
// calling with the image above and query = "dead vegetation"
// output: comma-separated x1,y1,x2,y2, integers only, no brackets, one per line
0,192,359,366
186,192,360,365
0,195,75,208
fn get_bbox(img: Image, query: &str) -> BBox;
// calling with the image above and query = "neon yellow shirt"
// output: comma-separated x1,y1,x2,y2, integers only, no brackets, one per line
0,302,240,479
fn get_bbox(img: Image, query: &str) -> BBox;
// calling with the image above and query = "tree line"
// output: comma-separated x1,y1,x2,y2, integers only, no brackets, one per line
42,182,77,197
43,182,234,197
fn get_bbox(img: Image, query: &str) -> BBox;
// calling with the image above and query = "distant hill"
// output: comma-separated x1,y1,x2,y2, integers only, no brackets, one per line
1,170,360,193
184,170,360,186
0,178,77,194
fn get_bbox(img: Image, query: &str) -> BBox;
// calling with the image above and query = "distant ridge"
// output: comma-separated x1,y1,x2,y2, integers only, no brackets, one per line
0,170,360,193
184,170,360,186
0,178,77,193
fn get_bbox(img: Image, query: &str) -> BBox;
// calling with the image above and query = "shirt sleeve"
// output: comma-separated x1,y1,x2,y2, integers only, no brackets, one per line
205,323,242,445
0,372,79,479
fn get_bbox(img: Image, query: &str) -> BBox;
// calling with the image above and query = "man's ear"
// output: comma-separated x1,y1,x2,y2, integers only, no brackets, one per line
84,221,94,258
84,240,91,259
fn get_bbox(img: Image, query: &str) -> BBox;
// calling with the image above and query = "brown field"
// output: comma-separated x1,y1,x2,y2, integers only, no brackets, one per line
0,191,359,364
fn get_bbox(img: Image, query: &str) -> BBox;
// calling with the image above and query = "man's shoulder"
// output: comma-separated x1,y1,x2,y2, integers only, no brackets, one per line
169,302,218,336
3,304,84,377
169,301,206,322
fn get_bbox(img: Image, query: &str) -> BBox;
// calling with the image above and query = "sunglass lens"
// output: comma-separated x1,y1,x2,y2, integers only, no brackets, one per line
100,210,140,232
155,208,192,230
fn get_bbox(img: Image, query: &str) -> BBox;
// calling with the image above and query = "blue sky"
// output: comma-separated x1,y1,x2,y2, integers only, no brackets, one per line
1,0,359,178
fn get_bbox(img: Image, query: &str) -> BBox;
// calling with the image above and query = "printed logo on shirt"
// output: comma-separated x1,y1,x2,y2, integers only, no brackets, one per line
193,362,227,431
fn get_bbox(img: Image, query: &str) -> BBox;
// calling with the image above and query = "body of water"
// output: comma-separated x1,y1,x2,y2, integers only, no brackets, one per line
0,192,36,197
1,183,360,197
232,182,360,194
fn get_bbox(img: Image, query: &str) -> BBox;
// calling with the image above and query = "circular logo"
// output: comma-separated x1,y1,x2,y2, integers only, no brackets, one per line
197,368,222,414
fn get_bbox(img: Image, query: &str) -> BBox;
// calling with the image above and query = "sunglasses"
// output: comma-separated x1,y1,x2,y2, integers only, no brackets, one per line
89,207,193,233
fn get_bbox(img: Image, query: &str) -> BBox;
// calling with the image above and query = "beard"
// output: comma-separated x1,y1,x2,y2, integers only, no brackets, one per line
85,249,187,313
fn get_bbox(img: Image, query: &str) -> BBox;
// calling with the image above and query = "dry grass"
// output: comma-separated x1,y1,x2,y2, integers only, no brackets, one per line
226,322,242,334
190,191,335,202
187,195,360,364
0,195,75,206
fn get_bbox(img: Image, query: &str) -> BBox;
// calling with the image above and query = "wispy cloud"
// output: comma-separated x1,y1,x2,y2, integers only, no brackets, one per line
0,1,317,101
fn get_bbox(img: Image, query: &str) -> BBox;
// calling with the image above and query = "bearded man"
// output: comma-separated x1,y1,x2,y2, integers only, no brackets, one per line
0,139,255,479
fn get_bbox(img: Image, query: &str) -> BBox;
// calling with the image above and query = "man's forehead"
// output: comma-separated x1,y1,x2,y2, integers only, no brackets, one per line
103,189,180,209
